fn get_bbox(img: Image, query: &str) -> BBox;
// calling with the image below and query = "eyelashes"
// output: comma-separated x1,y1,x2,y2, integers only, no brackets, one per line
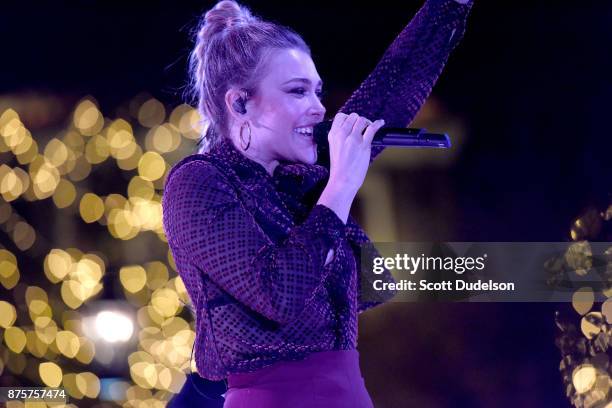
290,88,326,101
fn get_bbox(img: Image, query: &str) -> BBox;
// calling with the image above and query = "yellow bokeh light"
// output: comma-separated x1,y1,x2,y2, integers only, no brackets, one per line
129,350,155,366
161,316,190,338
13,138,34,160
170,105,203,140
5,326,27,353
106,119,136,159
33,315,52,329
138,98,166,128
85,133,110,164
0,265,20,289
572,364,597,394
62,310,82,333
28,301,52,328
2,118,27,148
141,309,163,331
16,137,39,165
52,178,77,208
26,285,49,305
75,337,95,364
108,208,139,240
44,138,70,167
62,372,85,399
73,99,103,136
130,197,162,230
56,148,77,176
34,317,58,345
61,280,84,309
79,193,105,223
116,143,143,171
572,286,594,315
67,155,92,182
138,152,166,181
26,329,49,358
44,249,73,283
145,262,169,290
104,193,127,215
128,176,154,200
130,361,154,389
56,330,81,358
29,156,60,199
0,166,25,202
0,301,17,328
120,265,147,293
137,307,165,328
40,362,63,387
0,249,18,279
146,123,181,153
76,372,101,398
62,130,86,154
74,257,104,291
125,384,153,402
151,288,181,318
13,221,36,251
0,108,19,131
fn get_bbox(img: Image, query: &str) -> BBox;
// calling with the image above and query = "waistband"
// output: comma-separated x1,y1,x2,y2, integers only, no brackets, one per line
227,349,361,389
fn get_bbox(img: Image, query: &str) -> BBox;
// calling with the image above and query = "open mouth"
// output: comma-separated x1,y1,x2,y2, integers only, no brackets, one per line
293,126,313,138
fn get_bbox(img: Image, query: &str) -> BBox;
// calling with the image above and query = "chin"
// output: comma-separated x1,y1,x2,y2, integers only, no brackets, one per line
297,148,318,165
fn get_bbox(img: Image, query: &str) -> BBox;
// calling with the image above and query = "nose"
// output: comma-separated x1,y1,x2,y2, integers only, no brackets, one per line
309,94,326,120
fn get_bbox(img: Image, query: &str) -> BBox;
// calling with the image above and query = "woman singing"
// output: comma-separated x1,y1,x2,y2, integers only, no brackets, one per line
162,0,472,406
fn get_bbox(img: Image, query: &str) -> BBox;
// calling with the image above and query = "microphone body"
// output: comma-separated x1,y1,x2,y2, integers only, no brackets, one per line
313,120,451,148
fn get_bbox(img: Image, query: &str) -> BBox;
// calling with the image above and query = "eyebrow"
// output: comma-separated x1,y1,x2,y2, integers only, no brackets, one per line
281,78,323,87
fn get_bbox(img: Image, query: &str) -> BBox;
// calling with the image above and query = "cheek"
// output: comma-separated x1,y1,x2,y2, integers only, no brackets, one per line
261,101,298,129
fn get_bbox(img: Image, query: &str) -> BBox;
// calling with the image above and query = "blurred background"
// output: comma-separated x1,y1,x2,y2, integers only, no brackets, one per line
0,0,610,407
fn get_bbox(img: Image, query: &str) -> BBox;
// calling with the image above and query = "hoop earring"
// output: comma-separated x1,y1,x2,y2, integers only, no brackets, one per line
239,121,251,151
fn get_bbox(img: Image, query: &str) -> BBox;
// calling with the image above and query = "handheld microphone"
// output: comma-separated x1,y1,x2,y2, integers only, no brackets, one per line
313,120,451,148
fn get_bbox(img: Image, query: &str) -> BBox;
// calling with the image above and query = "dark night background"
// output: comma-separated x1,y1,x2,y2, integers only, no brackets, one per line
2,0,611,406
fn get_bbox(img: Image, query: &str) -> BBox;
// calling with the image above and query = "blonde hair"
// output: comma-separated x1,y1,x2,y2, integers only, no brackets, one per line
187,0,310,152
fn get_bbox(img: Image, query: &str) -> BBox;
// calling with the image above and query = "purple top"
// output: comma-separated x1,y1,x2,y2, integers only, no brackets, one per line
162,0,472,381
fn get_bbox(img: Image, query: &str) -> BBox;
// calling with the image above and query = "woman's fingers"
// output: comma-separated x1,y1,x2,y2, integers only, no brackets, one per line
363,119,385,145
329,112,384,145
329,112,347,137
341,113,360,137
348,116,370,141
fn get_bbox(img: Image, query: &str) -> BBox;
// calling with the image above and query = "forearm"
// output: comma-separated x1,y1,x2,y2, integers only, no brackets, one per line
317,181,358,225
337,0,473,162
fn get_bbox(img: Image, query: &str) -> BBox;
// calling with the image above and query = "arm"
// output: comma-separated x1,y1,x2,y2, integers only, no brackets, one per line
162,160,346,325
337,0,473,163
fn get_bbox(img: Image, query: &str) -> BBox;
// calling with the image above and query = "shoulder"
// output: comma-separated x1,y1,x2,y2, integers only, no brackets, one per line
165,154,218,185
162,153,237,209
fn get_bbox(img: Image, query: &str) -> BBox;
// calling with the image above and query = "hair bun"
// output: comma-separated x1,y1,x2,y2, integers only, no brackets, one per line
204,0,255,31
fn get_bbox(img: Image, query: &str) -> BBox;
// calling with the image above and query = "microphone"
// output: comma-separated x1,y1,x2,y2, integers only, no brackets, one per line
313,120,451,148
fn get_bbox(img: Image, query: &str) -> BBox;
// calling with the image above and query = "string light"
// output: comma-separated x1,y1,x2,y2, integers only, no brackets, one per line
0,96,202,405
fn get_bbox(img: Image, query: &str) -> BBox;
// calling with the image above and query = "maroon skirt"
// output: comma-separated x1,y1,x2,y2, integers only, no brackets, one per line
223,349,374,408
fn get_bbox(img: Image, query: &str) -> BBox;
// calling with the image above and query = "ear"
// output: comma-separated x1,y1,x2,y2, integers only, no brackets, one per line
224,88,250,122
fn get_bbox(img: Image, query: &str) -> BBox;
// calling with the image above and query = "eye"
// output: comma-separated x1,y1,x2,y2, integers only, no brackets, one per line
289,87,307,96
288,87,325,101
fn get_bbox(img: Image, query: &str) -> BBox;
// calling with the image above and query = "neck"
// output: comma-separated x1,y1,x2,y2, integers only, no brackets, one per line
230,137,279,176
243,150,279,176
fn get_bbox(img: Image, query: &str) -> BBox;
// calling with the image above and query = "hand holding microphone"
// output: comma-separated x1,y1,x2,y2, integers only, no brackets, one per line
326,112,385,193
316,112,384,225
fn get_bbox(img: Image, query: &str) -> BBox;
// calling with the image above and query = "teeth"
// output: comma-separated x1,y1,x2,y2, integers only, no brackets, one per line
294,127,313,136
